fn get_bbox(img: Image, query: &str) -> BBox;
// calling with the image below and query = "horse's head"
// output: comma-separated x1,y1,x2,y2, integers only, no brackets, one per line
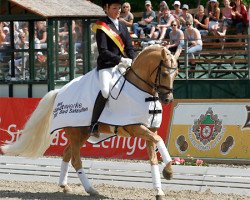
129,45,178,104
154,47,179,104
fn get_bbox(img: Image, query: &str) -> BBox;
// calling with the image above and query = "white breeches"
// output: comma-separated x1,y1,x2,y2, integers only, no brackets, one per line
99,68,113,99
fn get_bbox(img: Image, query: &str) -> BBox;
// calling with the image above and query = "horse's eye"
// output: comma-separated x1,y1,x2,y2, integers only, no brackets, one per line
161,71,168,78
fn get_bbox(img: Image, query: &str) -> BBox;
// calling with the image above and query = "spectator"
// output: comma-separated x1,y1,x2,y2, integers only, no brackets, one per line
147,6,175,40
194,5,209,36
0,23,6,44
231,0,248,36
163,19,184,58
13,22,20,45
171,1,182,21
216,0,233,36
179,4,193,32
21,22,29,42
3,27,10,43
184,20,202,68
119,2,134,32
35,21,47,49
15,32,29,51
8,32,29,79
157,1,169,22
0,23,6,62
74,20,83,53
58,21,77,54
1,22,10,41
131,0,156,38
206,0,220,34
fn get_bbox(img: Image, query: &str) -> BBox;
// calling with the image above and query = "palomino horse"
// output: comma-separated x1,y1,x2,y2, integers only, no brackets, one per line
2,45,179,199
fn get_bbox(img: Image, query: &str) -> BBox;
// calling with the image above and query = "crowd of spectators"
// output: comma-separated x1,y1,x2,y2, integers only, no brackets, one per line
117,0,248,76
0,21,48,79
0,1,249,80
124,0,249,67
127,0,248,40
0,20,83,80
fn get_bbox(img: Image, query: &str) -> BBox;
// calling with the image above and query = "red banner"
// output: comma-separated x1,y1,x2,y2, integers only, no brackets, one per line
0,98,172,160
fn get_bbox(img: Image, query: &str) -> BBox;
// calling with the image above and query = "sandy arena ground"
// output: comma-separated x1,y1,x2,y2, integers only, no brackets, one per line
0,180,249,200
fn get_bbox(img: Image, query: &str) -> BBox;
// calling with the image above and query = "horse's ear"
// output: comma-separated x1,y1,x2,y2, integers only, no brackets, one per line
161,48,168,60
174,48,182,60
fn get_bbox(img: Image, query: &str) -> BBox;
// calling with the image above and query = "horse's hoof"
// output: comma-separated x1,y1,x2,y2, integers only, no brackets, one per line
156,195,166,200
61,185,72,193
86,187,99,196
162,161,173,180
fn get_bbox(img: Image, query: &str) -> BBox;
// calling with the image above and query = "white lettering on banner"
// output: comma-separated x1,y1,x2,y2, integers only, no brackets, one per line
138,138,147,150
127,137,138,155
1,124,69,146
92,136,147,155
1,124,22,144
2,123,146,155
51,131,68,146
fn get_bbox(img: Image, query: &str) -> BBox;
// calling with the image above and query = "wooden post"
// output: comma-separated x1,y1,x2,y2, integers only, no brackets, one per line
47,19,55,90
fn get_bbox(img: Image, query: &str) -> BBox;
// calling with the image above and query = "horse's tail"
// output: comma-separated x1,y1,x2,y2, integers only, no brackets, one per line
1,89,59,158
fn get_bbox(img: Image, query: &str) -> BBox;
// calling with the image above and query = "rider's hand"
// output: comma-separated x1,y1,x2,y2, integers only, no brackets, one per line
120,57,132,68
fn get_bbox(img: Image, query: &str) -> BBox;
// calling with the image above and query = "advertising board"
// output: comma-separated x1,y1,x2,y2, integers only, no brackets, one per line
168,100,250,162
0,98,172,160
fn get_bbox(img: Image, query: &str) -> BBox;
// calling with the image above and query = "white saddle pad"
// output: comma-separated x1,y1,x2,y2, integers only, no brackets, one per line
50,67,162,134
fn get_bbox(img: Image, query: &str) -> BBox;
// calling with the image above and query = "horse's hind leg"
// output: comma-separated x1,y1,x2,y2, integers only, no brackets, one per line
65,127,99,195
146,141,165,199
59,144,72,193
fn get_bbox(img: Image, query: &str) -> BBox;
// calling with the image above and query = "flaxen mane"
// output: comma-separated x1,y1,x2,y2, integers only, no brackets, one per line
133,45,171,63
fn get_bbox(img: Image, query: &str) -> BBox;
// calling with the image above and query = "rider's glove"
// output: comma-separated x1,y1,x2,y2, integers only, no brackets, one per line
120,57,132,68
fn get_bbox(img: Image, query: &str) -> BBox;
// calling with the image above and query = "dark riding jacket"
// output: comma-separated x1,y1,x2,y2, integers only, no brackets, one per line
96,17,136,70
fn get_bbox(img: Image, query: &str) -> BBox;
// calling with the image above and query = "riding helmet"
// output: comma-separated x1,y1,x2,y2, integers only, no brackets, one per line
102,0,122,8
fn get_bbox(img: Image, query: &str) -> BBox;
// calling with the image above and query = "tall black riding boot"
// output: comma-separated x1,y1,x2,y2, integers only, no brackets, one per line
89,91,107,135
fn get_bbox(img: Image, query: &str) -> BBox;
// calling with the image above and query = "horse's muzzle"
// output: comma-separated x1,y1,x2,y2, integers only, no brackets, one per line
159,92,174,105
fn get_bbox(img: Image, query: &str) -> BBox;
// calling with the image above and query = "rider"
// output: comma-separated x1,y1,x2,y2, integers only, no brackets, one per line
90,0,136,134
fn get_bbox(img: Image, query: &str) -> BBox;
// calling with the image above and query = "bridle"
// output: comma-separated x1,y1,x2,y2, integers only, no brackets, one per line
130,55,178,96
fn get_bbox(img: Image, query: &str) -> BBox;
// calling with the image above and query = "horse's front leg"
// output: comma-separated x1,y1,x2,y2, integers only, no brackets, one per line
149,128,173,180
146,140,165,199
156,138,173,180
125,125,173,179
65,127,99,195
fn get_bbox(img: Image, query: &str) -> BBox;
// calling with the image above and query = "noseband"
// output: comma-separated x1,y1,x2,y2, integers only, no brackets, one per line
130,56,177,96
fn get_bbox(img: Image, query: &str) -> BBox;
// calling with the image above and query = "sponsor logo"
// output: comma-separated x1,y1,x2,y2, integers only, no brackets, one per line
53,102,88,118
189,107,224,151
